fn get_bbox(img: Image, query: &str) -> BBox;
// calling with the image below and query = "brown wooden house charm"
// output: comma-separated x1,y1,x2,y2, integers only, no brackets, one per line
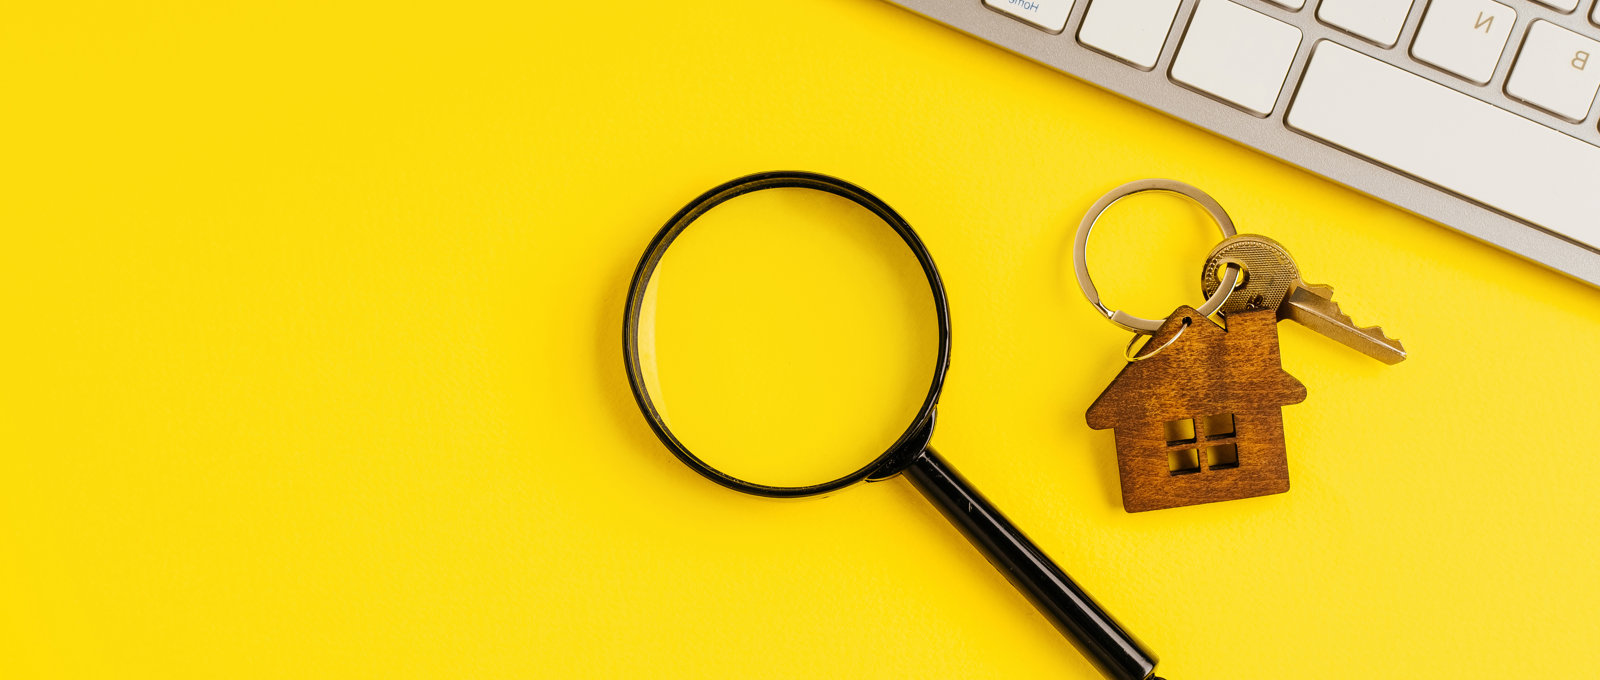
1086,306,1307,512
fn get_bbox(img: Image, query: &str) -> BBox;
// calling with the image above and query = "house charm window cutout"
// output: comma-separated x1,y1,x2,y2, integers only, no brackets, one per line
1086,307,1307,512
1166,414,1238,475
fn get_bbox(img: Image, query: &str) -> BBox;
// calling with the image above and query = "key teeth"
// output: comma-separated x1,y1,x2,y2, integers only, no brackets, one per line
1299,282,1336,298
1336,308,1405,347
1363,325,1402,344
1321,299,1358,330
1299,286,1405,346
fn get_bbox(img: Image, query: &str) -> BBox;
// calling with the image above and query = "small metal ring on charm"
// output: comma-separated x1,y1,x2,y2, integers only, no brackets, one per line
1074,179,1242,333
1125,316,1191,362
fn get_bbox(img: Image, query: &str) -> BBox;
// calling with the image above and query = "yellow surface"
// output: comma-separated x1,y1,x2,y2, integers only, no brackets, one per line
4,1,1599,678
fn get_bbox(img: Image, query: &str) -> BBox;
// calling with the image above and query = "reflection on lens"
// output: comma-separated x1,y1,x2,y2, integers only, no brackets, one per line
636,188,940,488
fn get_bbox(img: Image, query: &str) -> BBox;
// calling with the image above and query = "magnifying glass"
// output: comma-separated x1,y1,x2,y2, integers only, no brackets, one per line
622,171,1164,680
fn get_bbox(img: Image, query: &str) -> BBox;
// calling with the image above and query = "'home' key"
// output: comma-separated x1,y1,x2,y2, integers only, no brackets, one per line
1199,234,1407,365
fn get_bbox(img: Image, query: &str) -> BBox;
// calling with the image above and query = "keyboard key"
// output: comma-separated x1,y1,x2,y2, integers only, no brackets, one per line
984,0,1076,32
1288,41,1600,248
1505,20,1600,121
1410,0,1516,84
1170,0,1303,115
1261,0,1307,11
1528,0,1578,12
1316,0,1415,46
1078,0,1184,68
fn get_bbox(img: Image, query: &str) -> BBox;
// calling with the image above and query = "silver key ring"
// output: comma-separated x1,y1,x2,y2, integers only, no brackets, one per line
1073,179,1242,334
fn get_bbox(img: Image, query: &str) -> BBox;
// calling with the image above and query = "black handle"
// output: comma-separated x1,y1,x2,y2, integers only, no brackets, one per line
903,448,1160,680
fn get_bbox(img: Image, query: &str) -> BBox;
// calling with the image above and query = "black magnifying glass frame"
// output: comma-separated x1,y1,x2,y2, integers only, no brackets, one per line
621,171,1163,680
621,170,950,499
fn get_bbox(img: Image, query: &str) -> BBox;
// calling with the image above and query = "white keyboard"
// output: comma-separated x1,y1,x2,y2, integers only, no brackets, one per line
882,0,1600,285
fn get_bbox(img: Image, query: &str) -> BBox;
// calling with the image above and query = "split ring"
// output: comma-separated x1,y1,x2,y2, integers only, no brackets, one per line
1124,317,1190,362
1073,179,1241,334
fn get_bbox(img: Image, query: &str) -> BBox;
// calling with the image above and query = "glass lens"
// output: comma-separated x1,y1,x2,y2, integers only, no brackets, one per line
635,188,940,488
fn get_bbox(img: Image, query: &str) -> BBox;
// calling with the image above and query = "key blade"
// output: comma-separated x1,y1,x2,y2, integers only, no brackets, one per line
1283,286,1407,364
1294,282,1335,300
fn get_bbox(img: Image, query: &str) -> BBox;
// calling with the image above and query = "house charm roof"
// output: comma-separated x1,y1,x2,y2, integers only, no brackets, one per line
1086,306,1307,512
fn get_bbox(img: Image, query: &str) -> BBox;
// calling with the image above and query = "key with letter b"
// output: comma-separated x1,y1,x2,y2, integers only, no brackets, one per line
1199,235,1407,364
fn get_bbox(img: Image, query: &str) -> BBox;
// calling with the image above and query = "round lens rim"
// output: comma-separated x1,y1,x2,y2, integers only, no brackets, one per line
622,171,952,499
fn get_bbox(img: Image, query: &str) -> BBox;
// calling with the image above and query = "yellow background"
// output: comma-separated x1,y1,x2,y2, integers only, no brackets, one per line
4,1,1599,678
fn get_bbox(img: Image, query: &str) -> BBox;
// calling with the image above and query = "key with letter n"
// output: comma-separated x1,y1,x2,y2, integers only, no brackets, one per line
1411,0,1516,83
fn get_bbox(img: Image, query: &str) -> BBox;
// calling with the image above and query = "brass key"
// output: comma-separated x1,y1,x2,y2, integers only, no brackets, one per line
1199,235,1406,364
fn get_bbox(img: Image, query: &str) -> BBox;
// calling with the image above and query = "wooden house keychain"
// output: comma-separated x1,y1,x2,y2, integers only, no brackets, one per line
1072,180,1405,512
